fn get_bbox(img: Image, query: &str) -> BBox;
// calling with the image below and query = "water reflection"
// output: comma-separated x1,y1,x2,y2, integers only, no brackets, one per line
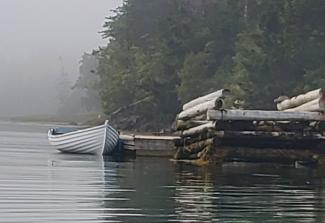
102,158,325,223
1,121,325,222
171,163,325,223
102,157,177,222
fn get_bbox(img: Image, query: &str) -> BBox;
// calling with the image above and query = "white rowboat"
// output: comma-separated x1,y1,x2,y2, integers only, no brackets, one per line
48,120,120,155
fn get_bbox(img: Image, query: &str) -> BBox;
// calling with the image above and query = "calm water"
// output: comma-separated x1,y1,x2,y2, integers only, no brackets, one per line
0,121,325,222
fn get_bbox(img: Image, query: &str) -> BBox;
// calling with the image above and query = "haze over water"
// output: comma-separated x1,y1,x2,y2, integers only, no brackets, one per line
0,120,325,222
0,0,122,116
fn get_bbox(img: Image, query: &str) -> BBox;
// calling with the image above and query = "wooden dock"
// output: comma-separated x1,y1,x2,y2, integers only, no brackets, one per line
120,134,180,157
118,88,325,166
174,88,325,165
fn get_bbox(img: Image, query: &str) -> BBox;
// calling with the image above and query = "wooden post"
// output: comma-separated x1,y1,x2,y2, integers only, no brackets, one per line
207,109,325,121
182,89,230,111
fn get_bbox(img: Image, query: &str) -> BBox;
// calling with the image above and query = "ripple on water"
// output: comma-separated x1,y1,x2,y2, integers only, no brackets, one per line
0,122,325,222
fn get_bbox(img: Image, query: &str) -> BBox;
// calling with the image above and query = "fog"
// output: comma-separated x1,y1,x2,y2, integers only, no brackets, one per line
0,0,122,117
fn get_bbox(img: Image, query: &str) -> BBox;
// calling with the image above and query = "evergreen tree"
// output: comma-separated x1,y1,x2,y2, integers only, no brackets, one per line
94,0,325,129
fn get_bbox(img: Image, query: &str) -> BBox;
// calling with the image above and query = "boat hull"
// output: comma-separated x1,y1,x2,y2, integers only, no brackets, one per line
48,121,119,155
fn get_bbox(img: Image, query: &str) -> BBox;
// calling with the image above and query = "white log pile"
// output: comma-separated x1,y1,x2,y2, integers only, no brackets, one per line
176,120,210,131
182,89,230,110
177,98,224,121
174,89,230,161
174,88,325,164
276,88,325,112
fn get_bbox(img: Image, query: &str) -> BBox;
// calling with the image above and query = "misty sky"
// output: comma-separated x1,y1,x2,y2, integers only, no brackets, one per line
0,0,122,116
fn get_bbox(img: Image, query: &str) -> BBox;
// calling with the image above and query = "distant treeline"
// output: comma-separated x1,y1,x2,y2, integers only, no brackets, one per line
82,0,325,128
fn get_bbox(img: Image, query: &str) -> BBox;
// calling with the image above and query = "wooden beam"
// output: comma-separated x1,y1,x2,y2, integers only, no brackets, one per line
177,99,223,121
120,134,134,141
181,121,217,137
176,120,209,131
207,109,325,121
285,97,325,112
277,88,323,110
212,130,325,140
182,89,230,111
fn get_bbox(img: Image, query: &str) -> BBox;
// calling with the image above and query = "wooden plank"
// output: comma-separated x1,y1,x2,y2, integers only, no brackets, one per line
277,88,323,110
177,99,223,121
122,144,136,150
182,89,230,110
213,130,325,140
134,135,180,140
120,134,135,146
120,134,135,141
122,140,135,146
207,109,325,121
133,138,176,157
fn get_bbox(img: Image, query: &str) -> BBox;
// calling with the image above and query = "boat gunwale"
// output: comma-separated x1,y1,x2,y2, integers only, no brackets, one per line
48,122,109,138
48,128,106,142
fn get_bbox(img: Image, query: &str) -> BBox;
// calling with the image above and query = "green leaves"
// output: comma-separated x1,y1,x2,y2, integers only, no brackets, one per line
93,0,325,129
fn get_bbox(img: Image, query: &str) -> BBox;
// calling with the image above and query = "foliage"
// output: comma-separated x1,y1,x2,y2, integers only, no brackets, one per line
56,57,72,106
74,53,102,112
93,0,325,129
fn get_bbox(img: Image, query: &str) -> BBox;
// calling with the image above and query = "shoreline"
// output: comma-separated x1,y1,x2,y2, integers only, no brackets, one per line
7,113,107,126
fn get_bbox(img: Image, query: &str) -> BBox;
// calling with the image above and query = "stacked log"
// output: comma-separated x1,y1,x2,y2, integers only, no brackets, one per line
276,88,325,112
177,98,224,121
206,109,325,156
174,88,325,165
174,89,230,163
182,89,230,110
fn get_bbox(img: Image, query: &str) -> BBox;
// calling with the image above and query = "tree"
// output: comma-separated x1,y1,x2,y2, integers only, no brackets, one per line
74,52,101,112
93,0,325,129
56,56,71,106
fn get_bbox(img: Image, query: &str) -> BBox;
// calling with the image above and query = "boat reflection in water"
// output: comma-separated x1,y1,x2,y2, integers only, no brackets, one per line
46,153,140,223
1,121,325,223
